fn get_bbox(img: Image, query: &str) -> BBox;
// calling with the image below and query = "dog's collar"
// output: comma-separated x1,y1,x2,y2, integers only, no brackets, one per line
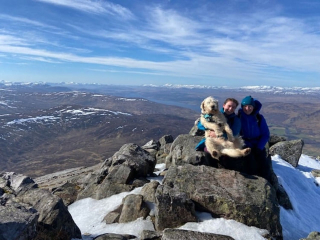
203,113,213,122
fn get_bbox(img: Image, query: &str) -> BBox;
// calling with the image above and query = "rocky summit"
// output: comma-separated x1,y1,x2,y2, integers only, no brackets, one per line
0,126,308,240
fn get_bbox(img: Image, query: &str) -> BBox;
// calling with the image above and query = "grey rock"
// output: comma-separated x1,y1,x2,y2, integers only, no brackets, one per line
269,139,304,167
155,184,197,231
142,139,159,159
16,188,81,239
132,178,150,188
94,181,135,200
156,135,174,164
311,169,320,178
107,143,156,177
142,139,160,151
189,119,205,136
141,181,160,203
76,181,99,200
140,230,162,240
162,229,235,240
162,164,282,240
107,164,134,184
269,134,287,147
34,165,100,190
0,203,38,240
0,172,81,240
119,194,150,223
52,181,79,206
165,134,206,168
1,172,37,194
270,170,293,210
94,233,136,240
103,204,122,224
300,231,320,240
159,135,174,148
78,143,156,200
0,177,8,188
103,211,121,224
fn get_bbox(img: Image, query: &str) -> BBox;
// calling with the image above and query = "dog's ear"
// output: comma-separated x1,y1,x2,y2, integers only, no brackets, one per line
214,99,219,107
200,101,205,112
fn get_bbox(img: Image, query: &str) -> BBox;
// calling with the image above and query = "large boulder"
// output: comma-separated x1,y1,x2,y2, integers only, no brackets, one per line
16,188,81,239
156,135,174,163
77,143,156,200
165,134,206,168
0,172,81,240
269,139,304,167
119,194,150,223
0,202,39,240
159,164,282,240
155,184,197,231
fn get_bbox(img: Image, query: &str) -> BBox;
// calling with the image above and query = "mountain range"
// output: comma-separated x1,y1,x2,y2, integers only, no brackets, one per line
1,81,320,177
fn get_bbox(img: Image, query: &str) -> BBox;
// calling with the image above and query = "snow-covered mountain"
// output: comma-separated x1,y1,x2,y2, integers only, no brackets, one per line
2,80,320,96
145,84,320,95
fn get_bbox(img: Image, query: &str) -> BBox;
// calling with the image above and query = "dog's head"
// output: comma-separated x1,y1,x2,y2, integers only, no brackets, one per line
200,96,219,114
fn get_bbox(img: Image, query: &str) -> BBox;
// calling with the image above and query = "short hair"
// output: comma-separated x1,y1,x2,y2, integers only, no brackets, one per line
224,98,239,107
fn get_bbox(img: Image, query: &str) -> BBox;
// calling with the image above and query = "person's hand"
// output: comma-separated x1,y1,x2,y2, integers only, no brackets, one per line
208,130,216,138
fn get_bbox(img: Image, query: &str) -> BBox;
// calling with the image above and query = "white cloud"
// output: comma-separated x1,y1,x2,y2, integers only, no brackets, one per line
1,1,320,85
0,14,59,30
35,0,134,19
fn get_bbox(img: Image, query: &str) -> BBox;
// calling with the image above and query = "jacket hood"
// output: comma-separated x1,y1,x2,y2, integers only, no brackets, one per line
252,99,262,114
239,99,262,115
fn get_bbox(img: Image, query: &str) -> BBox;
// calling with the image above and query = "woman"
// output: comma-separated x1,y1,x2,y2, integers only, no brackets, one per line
238,95,271,181
220,98,241,137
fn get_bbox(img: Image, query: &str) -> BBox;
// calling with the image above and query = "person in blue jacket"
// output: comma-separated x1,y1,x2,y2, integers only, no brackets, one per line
238,96,271,182
196,98,243,170
196,98,241,150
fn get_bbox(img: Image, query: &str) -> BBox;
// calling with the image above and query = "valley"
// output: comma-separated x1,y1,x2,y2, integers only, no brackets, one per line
1,82,320,177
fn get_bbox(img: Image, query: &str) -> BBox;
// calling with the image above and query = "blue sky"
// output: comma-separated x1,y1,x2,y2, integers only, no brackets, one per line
1,0,320,87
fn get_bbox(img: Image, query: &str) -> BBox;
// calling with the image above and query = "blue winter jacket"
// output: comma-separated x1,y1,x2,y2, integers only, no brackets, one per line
238,99,270,150
195,108,241,151
221,108,241,137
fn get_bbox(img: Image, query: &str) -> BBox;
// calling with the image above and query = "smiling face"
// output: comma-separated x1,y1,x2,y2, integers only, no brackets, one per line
243,105,254,115
223,101,237,115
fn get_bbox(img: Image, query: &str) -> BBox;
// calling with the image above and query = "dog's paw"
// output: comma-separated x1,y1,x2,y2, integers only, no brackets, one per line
243,148,251,156
211,150,219,158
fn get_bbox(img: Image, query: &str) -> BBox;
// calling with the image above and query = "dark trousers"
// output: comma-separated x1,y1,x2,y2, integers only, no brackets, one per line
204,152,247,173
203,147,272,183
244,147,272,182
